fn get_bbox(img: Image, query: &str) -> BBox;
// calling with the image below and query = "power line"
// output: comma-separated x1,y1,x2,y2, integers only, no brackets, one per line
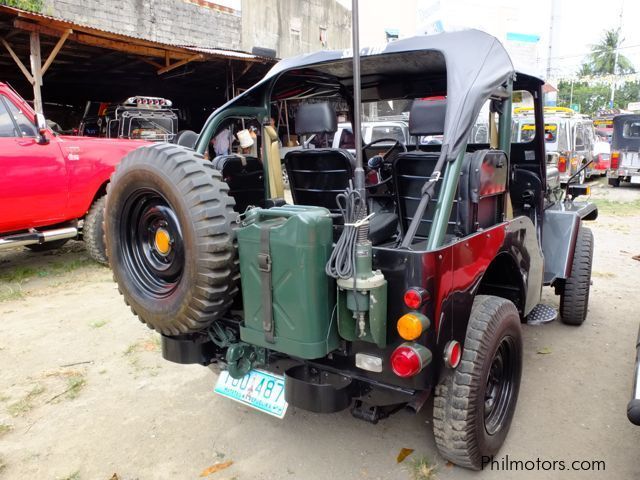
545,42,640,61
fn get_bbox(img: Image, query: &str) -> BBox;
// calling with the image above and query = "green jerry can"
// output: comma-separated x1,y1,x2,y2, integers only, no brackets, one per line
236,205,339,359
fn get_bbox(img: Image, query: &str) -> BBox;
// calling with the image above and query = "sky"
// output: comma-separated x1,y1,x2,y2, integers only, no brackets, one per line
337,0,640,79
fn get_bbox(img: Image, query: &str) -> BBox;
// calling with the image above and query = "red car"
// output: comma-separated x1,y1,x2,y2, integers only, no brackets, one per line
0,82,147,263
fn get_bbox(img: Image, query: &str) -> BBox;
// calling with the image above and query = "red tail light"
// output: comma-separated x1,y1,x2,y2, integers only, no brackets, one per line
558,156,567,173
611,151,620,169
444,341,462,368
390,343,432,378
403,288,428,309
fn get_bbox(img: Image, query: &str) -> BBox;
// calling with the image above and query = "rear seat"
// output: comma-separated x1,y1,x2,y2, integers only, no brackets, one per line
393,99,507,242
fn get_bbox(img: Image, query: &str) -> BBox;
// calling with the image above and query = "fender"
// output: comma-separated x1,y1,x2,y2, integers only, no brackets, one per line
542,201,597,285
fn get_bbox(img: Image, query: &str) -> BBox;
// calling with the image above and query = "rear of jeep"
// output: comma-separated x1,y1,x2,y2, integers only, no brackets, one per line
608,114,640,187
104,31,595,470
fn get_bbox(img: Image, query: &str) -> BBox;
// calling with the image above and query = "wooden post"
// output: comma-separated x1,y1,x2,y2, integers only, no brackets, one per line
29,31,43,115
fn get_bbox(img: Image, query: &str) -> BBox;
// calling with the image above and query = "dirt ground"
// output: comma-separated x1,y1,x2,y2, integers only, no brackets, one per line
1,178,640,480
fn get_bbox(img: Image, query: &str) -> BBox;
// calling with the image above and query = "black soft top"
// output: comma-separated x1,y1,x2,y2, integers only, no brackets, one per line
612,114,640,150
212,30,541,160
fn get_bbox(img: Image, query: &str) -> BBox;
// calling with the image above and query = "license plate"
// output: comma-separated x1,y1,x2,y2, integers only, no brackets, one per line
631,176,640,184
214,369,288,419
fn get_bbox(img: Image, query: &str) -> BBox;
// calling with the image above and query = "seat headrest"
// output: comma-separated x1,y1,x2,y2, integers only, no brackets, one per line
409,99,446,136
295,103,337,135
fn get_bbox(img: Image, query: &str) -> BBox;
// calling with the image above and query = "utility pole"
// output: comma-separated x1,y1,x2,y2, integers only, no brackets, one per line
546,0,555,80
610,1,624,107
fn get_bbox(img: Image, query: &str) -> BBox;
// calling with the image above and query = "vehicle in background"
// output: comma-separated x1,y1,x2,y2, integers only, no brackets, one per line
594,117,613,143
513,107,596,183
592,139,611,174
608,114,640,187
0,82,147,262
78,96,178,142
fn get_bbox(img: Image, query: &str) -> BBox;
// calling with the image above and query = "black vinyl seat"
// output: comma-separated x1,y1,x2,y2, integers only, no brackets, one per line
285,102,398,245
393,99,454,239
285,148,355,215
392,99,508,242
212,154,265,213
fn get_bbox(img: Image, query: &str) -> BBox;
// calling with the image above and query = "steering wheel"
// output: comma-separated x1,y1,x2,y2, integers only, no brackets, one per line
363,138,407,170
362,138,407,192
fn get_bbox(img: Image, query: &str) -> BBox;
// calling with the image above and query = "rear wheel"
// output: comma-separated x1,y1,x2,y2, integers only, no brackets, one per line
608,178,620,188
433,295,522,470
560,225,593,326
578,167,586,184
105,144,239,336
84,195,107,264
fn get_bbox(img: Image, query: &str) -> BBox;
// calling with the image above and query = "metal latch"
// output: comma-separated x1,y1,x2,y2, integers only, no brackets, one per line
257,253,272,272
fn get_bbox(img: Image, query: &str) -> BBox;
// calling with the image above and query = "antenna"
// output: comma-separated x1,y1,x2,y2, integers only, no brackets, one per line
351,0,365,202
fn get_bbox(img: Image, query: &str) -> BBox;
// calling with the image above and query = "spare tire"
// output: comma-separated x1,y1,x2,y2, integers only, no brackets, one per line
104,143,239,335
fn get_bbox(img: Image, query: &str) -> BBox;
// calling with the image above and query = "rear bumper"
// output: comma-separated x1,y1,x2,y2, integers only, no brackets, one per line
608,168,640,179
629,326,640,426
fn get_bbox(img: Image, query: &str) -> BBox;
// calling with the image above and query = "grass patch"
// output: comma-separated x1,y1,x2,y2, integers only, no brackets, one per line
0,285,25,303
7,384,45,416
407,457,437,480
89,319,108,329
0,423,12,437
0,265,38,283
0,257,93,284
65,374,86,400
595,198,640,216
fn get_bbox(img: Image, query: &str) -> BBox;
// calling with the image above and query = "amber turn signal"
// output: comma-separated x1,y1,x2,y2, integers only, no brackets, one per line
397,312,430,341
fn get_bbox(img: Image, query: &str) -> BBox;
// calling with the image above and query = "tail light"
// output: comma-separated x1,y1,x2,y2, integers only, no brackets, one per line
444,341,462,368
390,343,432,377
403,288,428,309
611,151,620,169
397,312,430,341
558,156,567,173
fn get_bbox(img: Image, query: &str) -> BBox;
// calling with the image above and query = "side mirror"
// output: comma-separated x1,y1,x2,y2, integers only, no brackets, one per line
35,113,49,144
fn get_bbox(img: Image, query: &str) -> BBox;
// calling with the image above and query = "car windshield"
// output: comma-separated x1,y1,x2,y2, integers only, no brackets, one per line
517,123,557,143
370,125,405,142
128,116,175,140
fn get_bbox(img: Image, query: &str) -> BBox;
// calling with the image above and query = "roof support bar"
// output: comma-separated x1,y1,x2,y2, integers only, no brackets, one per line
156,53,203,75
41,28,72,75
1,37,34,84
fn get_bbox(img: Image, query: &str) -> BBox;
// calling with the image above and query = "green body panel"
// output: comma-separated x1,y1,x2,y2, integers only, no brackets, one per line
237,206,339,359
498,82,513,157
337,280,387,348
336,242,388,348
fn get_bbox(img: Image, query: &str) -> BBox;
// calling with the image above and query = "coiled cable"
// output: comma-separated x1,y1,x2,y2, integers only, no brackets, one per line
325,181,366,280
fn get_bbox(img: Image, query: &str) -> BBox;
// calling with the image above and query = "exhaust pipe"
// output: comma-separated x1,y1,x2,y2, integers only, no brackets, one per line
0,226,78,251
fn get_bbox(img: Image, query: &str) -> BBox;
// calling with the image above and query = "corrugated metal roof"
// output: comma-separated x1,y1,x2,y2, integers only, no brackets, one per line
0,4,276,63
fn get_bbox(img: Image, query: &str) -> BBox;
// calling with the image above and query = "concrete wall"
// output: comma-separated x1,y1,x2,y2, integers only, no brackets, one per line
42,0,242,50
241,0,351,59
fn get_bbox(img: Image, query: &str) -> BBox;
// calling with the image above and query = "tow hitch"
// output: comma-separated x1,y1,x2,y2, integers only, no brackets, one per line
351,400,404,424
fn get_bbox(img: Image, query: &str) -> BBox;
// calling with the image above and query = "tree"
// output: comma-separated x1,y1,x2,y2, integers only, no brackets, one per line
580,28,635,75
556,80,640,115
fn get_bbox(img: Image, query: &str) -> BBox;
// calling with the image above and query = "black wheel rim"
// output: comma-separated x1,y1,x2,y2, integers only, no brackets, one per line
119,188,184,298
484,336,517,435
